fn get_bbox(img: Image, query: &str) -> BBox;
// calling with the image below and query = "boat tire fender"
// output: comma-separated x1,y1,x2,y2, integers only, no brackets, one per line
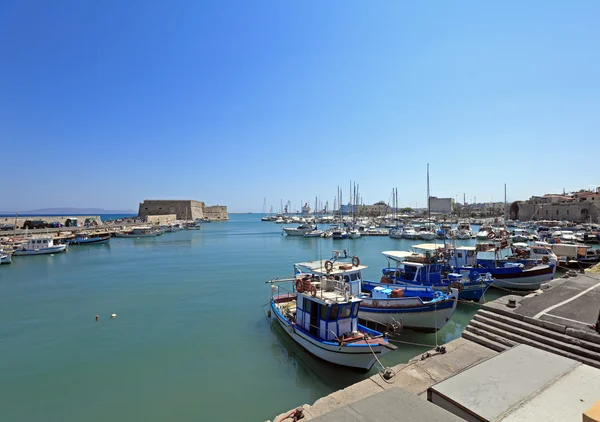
324,260,334,272
311,285,317,297
352,256,360,267
296,279,303,292
487,232,496,239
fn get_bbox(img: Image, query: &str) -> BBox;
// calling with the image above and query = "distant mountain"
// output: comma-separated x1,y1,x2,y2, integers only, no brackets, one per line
0,207,136,215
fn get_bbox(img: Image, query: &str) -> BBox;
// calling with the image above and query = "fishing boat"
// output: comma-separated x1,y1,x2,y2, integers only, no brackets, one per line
267,254,396,370
282,224,314,236
364,246,494,302
68,233,111,245
13,237,68,256
451,244,555,290
115,226,159,238
510,228,530,243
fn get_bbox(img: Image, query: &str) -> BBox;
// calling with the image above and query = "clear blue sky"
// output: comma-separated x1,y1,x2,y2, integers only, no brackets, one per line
1,1,599,212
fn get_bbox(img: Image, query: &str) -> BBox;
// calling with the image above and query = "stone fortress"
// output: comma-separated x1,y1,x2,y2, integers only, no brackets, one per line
138,200,228,221
506,187,600,223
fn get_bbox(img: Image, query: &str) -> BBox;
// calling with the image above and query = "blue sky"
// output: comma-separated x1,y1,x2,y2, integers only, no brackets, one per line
1,1,599,212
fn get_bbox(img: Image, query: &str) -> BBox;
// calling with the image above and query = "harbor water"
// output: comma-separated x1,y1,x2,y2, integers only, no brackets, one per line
0,215,504,421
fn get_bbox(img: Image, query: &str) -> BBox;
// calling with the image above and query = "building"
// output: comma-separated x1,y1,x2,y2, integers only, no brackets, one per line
505,187,600,222
138,200,228,221
429,197,454,214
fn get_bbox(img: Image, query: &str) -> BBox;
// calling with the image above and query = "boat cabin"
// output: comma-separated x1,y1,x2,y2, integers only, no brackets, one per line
22,237,56,250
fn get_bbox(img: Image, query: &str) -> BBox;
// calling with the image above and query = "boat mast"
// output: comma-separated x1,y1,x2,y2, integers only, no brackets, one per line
427,163,431,223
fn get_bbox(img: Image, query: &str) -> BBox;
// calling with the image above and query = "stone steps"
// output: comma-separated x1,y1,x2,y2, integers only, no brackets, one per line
461,330,512,353
463,318,600,369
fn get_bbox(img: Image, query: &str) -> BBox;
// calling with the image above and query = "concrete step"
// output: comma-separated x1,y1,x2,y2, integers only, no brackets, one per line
468,319,600,369
464,324,518,349
472,314,600,362
462,330,510,353
475,309,600,354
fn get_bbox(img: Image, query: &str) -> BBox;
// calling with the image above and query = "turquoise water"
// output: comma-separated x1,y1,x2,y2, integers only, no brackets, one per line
0,215,504,421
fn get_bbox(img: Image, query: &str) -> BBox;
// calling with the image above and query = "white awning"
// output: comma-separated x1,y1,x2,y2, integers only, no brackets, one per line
381,251,413,261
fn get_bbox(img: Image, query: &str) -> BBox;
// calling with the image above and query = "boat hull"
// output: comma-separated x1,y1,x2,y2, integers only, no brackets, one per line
0,254,11,264
13,245,67,256
283,228,312,236
479,265,554,290
271,301,392,370
357,296,457,333
363,279,490,302
115,233,157,238
69,237,110,245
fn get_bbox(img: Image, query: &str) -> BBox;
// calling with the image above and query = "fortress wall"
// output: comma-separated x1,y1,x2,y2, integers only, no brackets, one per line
203,205,229,221
145,214,177,224
138,200,205,220
507,201,599,222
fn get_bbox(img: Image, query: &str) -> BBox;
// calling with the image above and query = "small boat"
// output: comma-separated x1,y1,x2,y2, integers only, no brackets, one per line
267,253,396,370
348,228,361,239
0,250,11,264
389,228,403,239
13,237,68,256
283,224,314,236
115,226,159,238
510,228,530,243
331,226,348,239
303,229,324,238
453,245,555,290
401,227,418,239
68,233,111,245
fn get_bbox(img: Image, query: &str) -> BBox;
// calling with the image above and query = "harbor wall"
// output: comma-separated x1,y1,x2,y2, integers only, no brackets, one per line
506,201,600,223
0,215,103,228
145,214,177,224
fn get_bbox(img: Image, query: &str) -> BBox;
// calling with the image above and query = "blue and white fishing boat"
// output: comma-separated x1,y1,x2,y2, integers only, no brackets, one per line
68,233,111,245
363,246,493,302
311,251,459,333
267,253,396,371
450,243,555,290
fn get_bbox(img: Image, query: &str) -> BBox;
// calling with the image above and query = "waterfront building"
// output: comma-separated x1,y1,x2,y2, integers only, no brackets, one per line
429,196,454,214
506,187,600,222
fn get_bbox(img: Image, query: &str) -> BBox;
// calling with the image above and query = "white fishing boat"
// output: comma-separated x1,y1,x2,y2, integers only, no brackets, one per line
283,224,314,236
267,255,396,370
13,237,68,256
115,226,159,238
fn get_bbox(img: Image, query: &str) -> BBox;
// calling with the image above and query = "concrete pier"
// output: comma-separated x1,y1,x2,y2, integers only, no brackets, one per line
270,337,497,421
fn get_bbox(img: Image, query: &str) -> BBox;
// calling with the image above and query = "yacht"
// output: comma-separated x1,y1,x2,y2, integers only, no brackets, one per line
13,237,68,256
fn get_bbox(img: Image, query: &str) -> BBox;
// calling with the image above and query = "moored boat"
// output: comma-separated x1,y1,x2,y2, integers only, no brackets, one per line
0,250,11,264
267,254,396,370
68,233,111,245
115,226,159,238
13,237,68,256
282,224,314,236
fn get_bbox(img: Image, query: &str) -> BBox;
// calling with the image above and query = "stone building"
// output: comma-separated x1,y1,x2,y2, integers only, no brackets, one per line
505,188,600,223
138,200,228,221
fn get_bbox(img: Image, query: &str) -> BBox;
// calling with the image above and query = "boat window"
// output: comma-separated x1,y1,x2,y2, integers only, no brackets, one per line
467,251,475,257
343,275,350,283
340,304,351,319
457,252,463,258
320,304,328,320
351,303,359,317
328,305,339,321
350,273,360,281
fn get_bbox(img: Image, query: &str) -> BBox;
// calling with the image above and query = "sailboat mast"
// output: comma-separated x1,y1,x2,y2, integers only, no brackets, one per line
427,163,431,222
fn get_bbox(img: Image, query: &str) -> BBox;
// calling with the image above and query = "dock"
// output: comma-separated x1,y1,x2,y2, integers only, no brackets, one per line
270,272,600,421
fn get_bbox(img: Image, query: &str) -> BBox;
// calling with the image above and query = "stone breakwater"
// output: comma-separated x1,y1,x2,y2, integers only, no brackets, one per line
0,215,104,228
